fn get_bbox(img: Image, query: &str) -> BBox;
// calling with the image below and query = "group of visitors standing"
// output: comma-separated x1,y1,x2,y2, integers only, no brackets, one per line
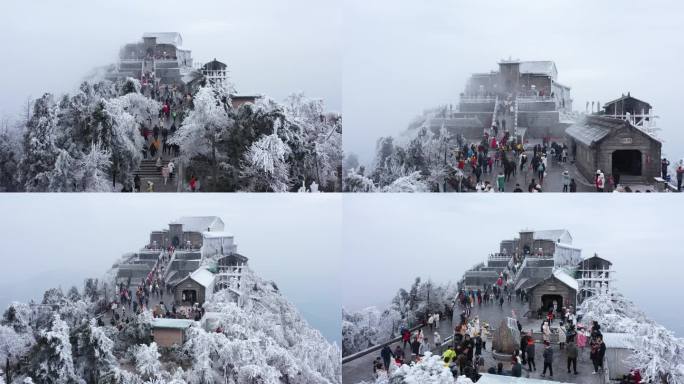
453,120,581,192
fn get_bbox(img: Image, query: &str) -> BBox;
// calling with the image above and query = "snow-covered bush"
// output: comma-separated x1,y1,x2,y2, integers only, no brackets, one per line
381,171,429,193
388,353,453,384
134,342,162,379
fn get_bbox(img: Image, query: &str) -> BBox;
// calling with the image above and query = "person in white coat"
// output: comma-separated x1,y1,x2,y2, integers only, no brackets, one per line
434,331,442,353
167,160,175,180
558,325,566,349
542,321,551,343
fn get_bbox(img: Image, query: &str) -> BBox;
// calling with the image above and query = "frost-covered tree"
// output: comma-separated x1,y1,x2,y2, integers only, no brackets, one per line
18,93,61,191
182,270,341,384
78,320,117,382
0,126,22,191
78,143,113,192
344,153,360,172
241,132,291,192
101,92,159,188
171,85,234,191
0,324,35,368
366,110,459,192
265,93,342,191
342,307,402,356
343,168,376,192
134,342,161,380
32,314,84,384
343,279,457,356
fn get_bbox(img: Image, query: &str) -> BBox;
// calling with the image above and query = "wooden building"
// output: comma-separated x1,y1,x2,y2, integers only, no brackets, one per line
150,318,194,347
173,268,215,306
527,270,578,317
566,115,661,185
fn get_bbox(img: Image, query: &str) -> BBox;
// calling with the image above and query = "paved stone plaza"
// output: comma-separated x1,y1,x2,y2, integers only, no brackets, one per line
343,297,604,384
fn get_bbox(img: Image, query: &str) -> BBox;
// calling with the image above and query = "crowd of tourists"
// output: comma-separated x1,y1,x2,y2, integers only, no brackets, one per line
128,72,195,192
452,118,577,193
370,280,645,383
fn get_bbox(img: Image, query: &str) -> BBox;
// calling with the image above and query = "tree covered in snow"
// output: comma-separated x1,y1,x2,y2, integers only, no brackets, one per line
0,123,22,191
77,319,117,383
1,77,163,191
18,93,62,191
342,307,402,356
281,93,342,191
579,292,684,384
0,324,35,369
181,269,341,384
343,168,376,192
31,314,84,384
0,69,341,192
133,342,162,380
100,91,159,188
365,110,460,192
343,278,457,356
241,131,291,192
170,84,234,191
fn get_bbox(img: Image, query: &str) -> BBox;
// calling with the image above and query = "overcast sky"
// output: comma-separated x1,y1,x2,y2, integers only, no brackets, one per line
343,0,684,165
0,0,340,121
343,194,683,337
0,194,341,343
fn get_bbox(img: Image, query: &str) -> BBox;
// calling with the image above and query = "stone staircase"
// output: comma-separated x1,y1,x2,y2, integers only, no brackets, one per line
137,158,178,192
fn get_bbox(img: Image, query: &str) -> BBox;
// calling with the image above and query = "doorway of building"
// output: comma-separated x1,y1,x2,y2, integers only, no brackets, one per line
172,236,180,247
541,294,563,313
612,150,642,176
181,289,197,304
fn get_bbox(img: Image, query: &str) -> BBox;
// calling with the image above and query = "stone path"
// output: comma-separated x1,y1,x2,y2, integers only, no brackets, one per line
467,299,603,384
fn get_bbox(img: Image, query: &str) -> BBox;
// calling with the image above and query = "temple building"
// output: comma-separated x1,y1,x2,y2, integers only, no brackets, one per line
459,229,614,318
149,216,225,249
464,60,572,111
113,32,194,84
432,59,573,140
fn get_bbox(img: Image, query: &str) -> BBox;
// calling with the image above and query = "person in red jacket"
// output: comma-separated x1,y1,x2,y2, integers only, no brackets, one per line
189,175,197,192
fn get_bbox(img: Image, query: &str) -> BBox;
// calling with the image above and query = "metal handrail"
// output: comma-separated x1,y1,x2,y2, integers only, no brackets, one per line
341,324,423,364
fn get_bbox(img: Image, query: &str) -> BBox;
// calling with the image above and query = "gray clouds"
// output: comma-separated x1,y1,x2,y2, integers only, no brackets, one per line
343,0,684,165
343,194,683,337
0,194,341,343
0,0,340,119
